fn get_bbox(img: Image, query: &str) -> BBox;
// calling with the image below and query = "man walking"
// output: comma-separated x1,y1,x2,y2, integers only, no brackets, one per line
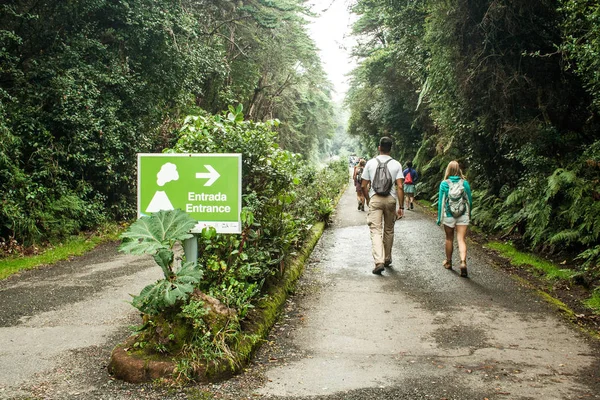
360,137,405,275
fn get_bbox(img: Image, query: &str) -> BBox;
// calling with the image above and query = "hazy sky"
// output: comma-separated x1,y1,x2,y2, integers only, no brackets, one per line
306,0,357,103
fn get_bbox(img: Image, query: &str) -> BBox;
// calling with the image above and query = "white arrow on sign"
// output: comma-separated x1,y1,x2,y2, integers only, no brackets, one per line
195,165,220,186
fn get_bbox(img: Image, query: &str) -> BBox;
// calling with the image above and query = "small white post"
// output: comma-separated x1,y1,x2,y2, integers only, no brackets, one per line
183,235,198,265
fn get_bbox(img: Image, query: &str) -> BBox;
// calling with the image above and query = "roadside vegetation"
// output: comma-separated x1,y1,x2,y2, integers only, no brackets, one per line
118,106,348,379
346,0,600,314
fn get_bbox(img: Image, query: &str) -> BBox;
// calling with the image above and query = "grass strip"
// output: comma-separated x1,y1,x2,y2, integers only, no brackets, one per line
0,223,123,280
584,290,600,315
416,199,433,208
486,241,575,280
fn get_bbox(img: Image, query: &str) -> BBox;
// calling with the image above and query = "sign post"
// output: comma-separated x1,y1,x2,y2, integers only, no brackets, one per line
137,153,242,264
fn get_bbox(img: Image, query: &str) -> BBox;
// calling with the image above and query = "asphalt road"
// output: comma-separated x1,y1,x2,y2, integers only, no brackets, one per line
0,178,599,399
0,245,162,399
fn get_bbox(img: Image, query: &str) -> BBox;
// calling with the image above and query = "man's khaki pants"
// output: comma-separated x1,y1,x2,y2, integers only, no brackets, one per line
367,194,397,265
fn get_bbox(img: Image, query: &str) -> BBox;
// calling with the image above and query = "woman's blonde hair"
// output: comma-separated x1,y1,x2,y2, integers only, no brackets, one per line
443,160,465,180
359,159,366,167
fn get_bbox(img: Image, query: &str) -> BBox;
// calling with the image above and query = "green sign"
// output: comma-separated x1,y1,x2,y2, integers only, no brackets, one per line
138,153,242,233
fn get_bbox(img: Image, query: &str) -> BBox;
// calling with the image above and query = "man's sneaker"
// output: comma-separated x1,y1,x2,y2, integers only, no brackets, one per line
372,264,385,275
384,260,392,268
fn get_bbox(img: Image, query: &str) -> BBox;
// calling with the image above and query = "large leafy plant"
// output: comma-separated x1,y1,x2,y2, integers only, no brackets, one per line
119,209,203,315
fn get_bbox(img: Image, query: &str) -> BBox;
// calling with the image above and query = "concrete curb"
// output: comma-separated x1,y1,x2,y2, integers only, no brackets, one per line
108,221,326,383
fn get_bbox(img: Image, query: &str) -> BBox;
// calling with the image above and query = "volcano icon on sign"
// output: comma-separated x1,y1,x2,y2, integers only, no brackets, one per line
146,191,174,212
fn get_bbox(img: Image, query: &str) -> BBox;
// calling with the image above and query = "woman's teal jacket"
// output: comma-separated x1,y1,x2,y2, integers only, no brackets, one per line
436,176,473,225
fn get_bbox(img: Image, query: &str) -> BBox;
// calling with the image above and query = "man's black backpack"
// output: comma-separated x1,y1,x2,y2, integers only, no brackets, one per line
372,158,393,196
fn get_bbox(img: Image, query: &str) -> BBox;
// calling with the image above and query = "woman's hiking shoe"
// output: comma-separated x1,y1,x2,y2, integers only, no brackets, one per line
443,259,452,270
459,261,468,277
372,264,385,275
410,203,414,210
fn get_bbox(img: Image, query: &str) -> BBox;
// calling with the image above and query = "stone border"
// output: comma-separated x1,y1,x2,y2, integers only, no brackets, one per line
108,221,326,383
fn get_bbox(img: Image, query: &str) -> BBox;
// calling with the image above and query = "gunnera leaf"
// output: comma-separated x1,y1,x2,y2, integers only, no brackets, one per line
132,280,170,314
119,209,197,255
176,260,204,283
154,249,175,279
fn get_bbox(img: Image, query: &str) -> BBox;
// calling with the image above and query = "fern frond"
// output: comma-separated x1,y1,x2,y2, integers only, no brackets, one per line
575,245,600,269
549,229,581,245
547,168,576,197
505,188,528,206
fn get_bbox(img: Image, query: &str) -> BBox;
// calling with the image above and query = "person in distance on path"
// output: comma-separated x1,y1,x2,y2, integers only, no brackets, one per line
402,160,419,210
360,137,405,275
436,160,472,277
353,159,367,211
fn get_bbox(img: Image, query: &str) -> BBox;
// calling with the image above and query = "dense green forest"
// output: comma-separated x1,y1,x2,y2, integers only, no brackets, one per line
0,0,338,248
346,0,600,286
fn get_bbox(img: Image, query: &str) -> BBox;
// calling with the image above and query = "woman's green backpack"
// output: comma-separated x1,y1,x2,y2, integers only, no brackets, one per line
445,179,468,218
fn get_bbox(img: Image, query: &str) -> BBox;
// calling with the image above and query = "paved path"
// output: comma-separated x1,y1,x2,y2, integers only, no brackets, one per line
0,244,160,398
253,181,600,399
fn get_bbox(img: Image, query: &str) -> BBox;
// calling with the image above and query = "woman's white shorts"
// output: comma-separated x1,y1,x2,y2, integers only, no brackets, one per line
442,213,470,228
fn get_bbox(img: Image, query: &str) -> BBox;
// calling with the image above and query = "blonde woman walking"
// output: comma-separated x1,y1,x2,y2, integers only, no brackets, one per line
436,161,472,277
